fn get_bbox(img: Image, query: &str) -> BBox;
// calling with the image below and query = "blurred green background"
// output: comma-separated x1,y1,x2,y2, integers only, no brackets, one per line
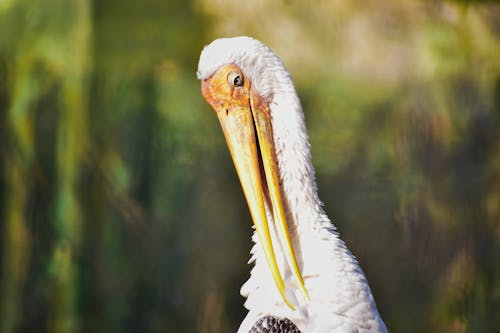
1,0,499,332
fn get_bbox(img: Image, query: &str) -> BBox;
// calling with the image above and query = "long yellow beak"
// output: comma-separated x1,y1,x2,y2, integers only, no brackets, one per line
201,71,309,308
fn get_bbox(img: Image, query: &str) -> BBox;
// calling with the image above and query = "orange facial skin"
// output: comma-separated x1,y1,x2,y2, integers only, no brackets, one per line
201,64,251,117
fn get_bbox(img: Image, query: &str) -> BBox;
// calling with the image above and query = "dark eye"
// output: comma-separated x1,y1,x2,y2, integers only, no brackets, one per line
228,70,243,87
233,75,242,86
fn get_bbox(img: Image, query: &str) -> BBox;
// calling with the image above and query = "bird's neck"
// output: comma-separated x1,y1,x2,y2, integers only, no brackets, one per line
270,92,329,236
240,89,386,333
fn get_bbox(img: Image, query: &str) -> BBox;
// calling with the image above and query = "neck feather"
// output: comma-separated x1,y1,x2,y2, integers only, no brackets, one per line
240,82,386,333
269,86,332,236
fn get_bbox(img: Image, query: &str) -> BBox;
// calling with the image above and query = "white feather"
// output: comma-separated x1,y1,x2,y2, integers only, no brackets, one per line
198,36,388,333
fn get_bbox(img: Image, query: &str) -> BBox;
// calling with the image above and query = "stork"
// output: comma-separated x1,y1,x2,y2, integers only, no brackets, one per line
197,36,388,333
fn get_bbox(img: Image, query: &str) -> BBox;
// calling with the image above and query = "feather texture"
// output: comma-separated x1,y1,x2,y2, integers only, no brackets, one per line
198,36,387,333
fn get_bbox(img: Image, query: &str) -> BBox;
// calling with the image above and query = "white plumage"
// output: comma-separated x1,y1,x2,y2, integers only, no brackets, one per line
198,36,387,333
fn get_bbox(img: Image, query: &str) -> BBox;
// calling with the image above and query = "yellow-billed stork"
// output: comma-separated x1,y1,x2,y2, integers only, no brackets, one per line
197,36,388,333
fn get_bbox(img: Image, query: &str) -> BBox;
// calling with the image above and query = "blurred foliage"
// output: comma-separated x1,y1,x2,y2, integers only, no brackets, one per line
0,0,499,332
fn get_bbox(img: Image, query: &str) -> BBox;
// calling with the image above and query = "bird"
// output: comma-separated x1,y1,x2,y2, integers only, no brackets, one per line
197,36,388,333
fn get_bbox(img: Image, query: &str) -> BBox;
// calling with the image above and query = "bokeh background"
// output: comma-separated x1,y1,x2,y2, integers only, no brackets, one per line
1,0,499,332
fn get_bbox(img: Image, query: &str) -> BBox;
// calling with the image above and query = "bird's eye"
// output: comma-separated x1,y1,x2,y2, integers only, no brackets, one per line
228,70,243,87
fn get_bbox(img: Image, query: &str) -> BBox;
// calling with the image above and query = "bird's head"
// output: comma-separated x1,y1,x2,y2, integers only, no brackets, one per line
197,37,309,309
